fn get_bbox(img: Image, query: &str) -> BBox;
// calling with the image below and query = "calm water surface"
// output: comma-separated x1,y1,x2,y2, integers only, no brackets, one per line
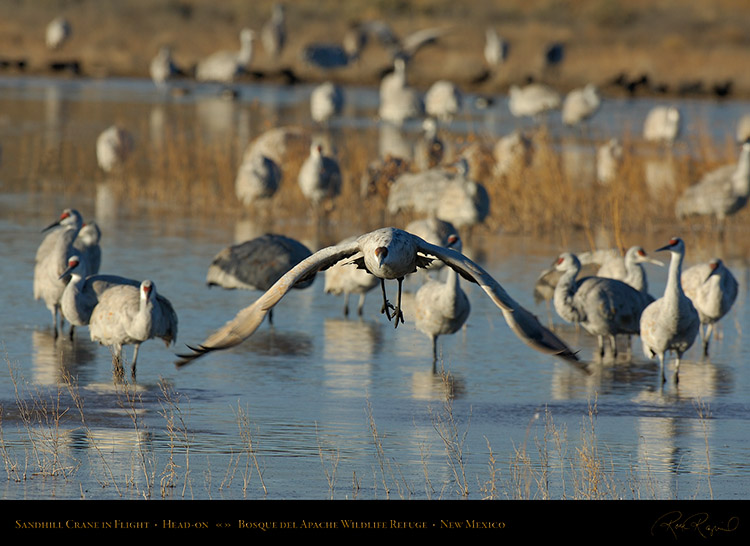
0,76,748,501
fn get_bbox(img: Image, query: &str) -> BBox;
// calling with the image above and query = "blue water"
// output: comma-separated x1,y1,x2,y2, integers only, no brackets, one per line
0,76,748,501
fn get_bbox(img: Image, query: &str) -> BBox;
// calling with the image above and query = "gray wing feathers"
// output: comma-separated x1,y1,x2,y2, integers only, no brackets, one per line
417,240,582,365
176,240,361,366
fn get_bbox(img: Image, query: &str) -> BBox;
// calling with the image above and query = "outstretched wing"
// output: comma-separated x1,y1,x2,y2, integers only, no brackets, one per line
415,239,584,368
175,239,362,366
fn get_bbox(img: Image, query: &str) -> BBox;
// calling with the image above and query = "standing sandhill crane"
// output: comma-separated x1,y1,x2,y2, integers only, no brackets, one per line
297,143,342,208
553,252,654,360
34,208,83,337
681,258,738,357
640,238,700,384
206,234,315,326
414,117,445,170
425,80,463,123
388,159,490,230
493,131,533,177
58,255,140,337
324,235,379,317
150,46,181,91
414,233,470,365
596,138,624,185
378,58,424,125
96,125,134,173
73,222,102,277
562,84,601,126
310,81,344,124
508,83,561,118
176,227,580,368
46,16,71,50
643,106,681,143
484,27,508,69
261,3,286,60
235,152,281,207
196,28,255,83
596,246,664,295
89,280,178,379
674,139,750,224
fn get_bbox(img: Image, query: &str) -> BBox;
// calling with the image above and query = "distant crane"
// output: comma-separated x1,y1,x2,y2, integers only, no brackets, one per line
89,280,178,380
562,84,601,126
176,227,581,368
297,144,342,208
675,139,750,226
681,258,738,357
425,80,463,123
96,125,134,173
73,222,102,277
639,237,700,384
46,16,71,50
205,234,315,326
643,106,681,143
196,28,255,83
596,245,663,295
235,152,281,207
261,3,286,60
310,81,344,124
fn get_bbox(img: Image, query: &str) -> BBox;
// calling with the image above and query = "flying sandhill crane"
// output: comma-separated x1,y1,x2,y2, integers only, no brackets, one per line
176,227,581,368
596,245,663,295
562,84,601,126
553,252,654,360
674,139,750,226
297,143,342,208
310,81,344,124
89,280,178,380
324,235,379,317
235,152,281,207
643,106,681,143
205,234,315,326
96,125,134,173
46,16,71,50
414,233,470,365
196,28,255,83
261,3,286,60
640,237,700,384
58,255,140,338
681,258,738,357
34,208,83,337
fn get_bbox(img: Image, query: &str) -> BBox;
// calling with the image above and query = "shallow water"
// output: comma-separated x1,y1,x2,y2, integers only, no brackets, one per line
0,76,749,501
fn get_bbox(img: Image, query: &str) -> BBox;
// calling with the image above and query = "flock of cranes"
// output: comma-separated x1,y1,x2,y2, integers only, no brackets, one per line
28,5,746,388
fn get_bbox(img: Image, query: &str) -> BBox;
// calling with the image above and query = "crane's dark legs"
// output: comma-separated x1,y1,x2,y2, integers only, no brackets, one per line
379,278,405,328
380,279,394,319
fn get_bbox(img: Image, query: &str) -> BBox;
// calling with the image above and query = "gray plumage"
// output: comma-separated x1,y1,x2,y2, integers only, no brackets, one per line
90,280,178,379
324,235,379,317
415,233,470,364
484,27,508,68
73,222,102,277
508,83,561,118
596,245,663,295
640,237,700,384
150,46,181,90
206,234,315,325
554,252,654,359
235,152,281,206
34,208,83,337
378,58,424,125
388,159,489,229
59,255,140,334
414,118,445,170
96,125,134,173
261,3,286,59
643,106,681,143
177,227,580,368
297,144,342,206
675,139,750,222
425,80,462,123
405,216,459,272
562,84,601,126
310,81,344,124
196,28,255,83
681,258,738,357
